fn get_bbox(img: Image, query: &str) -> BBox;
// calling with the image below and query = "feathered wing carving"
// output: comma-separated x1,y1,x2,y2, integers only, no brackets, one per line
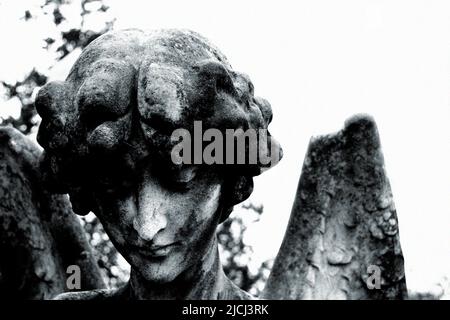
0,127,104,299
263,115,407,300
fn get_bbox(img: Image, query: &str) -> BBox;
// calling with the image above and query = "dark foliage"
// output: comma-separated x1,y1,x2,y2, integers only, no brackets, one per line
217,203,272,296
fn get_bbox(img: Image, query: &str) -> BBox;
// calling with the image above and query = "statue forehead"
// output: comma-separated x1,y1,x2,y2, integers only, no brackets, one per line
67,29,231,83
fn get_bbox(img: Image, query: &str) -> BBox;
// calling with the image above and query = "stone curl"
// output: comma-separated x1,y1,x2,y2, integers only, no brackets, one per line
35,29,282,217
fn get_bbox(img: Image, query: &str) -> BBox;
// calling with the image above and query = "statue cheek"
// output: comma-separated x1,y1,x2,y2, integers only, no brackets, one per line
176,184,222,240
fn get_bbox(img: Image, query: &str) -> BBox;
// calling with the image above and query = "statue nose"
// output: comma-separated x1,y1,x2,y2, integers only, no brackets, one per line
131,166,170,241
132,207,168,242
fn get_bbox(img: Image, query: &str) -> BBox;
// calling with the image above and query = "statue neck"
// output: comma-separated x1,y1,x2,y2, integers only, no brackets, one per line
126,237,226,300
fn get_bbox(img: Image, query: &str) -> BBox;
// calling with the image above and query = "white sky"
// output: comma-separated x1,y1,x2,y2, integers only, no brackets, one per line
1,0,449,296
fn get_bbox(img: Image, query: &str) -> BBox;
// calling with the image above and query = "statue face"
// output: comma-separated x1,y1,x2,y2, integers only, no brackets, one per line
34,29,282,288
92,162,223,283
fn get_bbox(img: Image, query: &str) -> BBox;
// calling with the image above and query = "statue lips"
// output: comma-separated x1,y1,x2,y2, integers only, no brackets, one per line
133,242,180,258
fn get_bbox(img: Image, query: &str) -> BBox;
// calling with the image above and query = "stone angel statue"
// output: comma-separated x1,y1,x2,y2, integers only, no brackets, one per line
0,29,407,300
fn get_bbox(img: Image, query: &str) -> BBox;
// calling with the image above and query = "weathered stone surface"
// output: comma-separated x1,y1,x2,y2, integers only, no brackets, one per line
263,115,407,300
35,29,282,217
35,29,281,300
0,127,105,299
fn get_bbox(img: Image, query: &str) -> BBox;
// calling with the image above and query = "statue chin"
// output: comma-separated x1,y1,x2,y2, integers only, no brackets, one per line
135,266,181,285
128,251,188,284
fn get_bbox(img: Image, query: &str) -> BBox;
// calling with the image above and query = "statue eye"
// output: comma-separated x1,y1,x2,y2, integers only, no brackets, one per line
177,166,197,182
168,166,198,191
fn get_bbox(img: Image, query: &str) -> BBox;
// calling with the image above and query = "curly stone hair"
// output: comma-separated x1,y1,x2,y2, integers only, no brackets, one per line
35,29,282,220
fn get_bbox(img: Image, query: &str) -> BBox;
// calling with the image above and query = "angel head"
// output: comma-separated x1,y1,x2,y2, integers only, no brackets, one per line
35,29,282,285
